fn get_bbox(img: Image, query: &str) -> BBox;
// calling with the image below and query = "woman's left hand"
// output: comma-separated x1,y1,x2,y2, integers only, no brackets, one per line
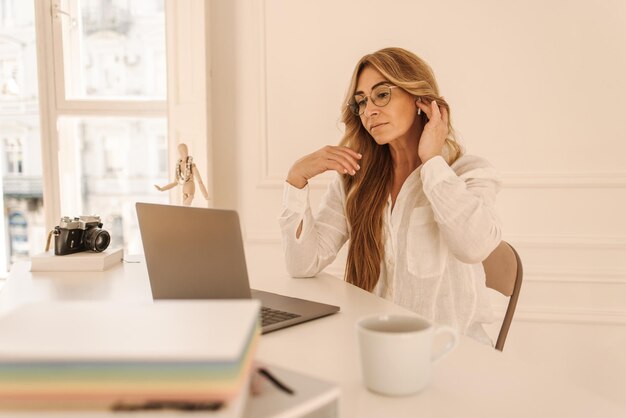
415,98,449,163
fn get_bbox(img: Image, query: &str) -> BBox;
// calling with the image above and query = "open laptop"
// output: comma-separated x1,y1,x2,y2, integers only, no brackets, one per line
135,203,339,333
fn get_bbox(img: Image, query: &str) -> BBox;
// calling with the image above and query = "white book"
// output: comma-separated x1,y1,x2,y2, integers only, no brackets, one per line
29,248,124,272
0,300,260,362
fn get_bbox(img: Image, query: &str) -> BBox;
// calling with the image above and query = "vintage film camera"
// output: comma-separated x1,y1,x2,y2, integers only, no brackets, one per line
47,215,111,255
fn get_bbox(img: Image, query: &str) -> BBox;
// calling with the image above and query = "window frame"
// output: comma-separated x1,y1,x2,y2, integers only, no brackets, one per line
34,0,211,232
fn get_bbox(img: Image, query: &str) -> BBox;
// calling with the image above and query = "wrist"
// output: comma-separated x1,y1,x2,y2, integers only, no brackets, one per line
420,153,442,165
286,171,308,189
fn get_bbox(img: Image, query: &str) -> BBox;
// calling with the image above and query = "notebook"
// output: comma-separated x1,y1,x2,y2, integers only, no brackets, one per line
0,300,261,404
136,203,339,333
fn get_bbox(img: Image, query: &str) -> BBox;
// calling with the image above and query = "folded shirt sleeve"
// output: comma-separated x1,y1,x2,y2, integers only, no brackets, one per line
420,155,502,264
278,175,350,277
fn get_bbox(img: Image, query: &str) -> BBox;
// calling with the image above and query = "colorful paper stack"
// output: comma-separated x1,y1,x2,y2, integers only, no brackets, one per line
0,300,260,407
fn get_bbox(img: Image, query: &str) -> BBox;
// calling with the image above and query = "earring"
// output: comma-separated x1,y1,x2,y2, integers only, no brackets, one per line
418,108,422,115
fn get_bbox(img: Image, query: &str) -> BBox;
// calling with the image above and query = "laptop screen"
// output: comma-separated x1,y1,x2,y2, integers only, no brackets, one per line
136,203,253,300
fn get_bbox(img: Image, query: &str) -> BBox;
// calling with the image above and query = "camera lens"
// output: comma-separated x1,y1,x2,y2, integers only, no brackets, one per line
84,228,111,252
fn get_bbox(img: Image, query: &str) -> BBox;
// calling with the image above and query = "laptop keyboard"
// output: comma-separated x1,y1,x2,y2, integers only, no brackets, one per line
260,306,301,326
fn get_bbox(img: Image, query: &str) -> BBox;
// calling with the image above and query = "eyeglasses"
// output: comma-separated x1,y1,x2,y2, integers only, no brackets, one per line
348,85,399,116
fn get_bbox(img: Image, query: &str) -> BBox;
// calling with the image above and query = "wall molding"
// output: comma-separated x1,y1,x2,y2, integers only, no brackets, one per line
499,172,626,188
245,234,626,286
494,306,626,325
258,0,271,191
256,1,626,191
258,172,626,189
251,0,626,330
248,232,626,249
507,235,626,249
523,268,626,285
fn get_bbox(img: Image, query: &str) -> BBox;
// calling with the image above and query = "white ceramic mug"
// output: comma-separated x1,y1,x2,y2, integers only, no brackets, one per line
356,314,459,396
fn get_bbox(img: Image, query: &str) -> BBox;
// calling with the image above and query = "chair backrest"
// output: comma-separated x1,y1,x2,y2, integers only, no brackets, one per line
482,241,523,351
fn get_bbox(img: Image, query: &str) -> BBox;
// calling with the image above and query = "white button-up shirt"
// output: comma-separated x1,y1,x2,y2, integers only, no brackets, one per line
279,155,502,343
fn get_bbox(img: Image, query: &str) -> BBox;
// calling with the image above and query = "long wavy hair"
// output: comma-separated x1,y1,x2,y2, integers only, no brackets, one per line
340,47,463,292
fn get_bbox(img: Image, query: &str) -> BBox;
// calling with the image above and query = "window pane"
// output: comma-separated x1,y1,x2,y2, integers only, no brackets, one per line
61,0,166,99
0,0,45,274
57,117,168,254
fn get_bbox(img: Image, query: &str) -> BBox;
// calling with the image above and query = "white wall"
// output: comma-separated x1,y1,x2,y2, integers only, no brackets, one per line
210,0,626,404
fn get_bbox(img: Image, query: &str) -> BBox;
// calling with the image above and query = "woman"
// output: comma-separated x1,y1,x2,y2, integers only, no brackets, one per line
279,47,501,343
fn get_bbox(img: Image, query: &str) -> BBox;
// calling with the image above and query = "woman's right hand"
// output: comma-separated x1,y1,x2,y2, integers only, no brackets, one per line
286,146,362,189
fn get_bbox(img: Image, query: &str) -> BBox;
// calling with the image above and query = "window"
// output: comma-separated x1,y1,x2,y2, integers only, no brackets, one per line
4,137,23,174
48,0,169,255
57,116,167,253
60,0,166,100
0,0,44,271
0,0,211,275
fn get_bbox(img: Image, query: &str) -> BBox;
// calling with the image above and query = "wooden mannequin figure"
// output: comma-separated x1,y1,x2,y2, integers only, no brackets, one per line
154,143,209,206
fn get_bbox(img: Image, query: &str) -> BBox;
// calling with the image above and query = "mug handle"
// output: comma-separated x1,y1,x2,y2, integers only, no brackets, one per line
431,325,459,364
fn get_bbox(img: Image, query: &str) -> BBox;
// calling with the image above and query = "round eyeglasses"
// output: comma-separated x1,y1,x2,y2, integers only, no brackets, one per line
348,85,399,116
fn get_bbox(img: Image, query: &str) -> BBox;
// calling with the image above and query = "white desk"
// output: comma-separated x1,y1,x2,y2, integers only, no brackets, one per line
1,259,624,418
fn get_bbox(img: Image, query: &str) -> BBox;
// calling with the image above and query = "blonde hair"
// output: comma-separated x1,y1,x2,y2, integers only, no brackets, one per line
340,47,463,292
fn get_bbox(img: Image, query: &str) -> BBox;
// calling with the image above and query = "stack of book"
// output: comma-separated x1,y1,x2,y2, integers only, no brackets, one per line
0,300,260,412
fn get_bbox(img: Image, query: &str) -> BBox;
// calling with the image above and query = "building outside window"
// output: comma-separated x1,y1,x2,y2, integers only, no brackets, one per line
0,0,44,271
0,0,168,274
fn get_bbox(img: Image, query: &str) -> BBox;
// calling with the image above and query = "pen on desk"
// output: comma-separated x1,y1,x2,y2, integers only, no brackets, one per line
258,367,295,395
111,400,224,411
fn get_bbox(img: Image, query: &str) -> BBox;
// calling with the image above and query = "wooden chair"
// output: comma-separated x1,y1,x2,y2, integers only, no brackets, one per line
482,241,523,351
